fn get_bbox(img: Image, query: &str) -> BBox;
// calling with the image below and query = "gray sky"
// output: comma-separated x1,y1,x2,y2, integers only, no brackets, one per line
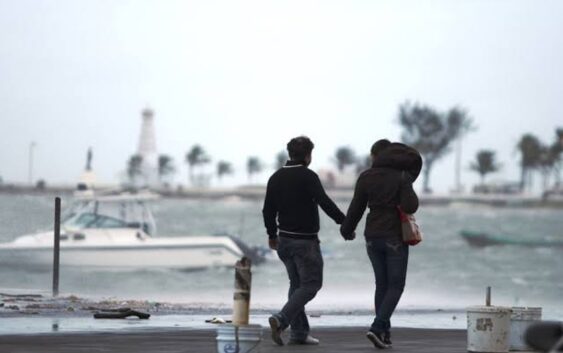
1,0,562,192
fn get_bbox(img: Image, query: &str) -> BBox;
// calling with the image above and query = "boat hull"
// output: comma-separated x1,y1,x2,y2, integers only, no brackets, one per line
0,244,244,269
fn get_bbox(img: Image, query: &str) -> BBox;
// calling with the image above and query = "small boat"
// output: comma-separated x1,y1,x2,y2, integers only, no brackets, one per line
0,190,267,270
460,230,563,248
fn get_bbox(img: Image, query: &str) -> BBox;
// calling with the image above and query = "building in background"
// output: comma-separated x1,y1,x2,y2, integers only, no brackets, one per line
136,107,159,188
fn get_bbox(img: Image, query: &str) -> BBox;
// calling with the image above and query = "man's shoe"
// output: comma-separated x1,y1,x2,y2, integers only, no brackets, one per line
268,316,284,346
288,335,320,345
366,331,388,349
383,331,392,346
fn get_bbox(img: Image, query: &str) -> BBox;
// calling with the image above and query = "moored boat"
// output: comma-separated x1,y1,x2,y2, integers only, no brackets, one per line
0,190,267,270
460,230,563,248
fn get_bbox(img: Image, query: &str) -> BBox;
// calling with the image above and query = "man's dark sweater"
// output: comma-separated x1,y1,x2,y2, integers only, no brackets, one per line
340,167,419,239
263,160,345,240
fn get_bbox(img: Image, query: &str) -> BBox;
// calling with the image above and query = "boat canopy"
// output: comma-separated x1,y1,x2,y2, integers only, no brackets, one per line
62,192,157,235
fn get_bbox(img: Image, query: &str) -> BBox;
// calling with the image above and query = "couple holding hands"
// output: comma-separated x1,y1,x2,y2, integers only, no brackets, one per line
262,136,422,349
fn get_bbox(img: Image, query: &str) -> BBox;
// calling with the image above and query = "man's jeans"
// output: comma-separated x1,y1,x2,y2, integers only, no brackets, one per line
366,237,409,334
275,237,323,341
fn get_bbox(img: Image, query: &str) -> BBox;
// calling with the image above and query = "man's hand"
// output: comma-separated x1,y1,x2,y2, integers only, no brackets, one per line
268,238,279,250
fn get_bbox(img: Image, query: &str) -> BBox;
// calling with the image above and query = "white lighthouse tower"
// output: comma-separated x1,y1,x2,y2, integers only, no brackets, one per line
137,107,159,187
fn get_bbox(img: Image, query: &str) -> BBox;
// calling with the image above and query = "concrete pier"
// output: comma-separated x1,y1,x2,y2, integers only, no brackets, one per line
0,327,467,353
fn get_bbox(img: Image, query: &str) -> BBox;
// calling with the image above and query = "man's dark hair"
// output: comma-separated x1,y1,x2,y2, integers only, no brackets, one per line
287,136,315,161
370,139,391,156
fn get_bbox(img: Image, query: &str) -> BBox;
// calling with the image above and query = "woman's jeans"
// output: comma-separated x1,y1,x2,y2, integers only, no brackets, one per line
366,237,409,334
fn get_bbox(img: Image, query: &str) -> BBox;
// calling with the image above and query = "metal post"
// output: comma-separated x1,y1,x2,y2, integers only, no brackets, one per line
53,197,61,297
486,286,491,306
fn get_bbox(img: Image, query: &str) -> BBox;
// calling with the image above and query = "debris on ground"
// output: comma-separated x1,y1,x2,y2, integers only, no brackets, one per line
205,317,232,324
94,308,150,319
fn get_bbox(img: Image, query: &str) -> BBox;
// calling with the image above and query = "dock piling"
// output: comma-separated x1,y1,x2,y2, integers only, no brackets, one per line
216,257,261,353
232,257,252,326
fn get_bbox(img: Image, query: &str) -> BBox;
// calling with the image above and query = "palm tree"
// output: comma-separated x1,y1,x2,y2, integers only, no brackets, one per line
556,128,563,147
217,161,234,180
516,134,542,192
538,144,559,192
552,128,563,188
185,144,210,184
246,157,263,181
334,146,356,172
398,101,474,193
275,150,288,169
127,154,143,184
470,150,500,184
158,155,176,184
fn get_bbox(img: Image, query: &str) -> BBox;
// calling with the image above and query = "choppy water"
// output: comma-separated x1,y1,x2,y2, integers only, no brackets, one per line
0,194,561,324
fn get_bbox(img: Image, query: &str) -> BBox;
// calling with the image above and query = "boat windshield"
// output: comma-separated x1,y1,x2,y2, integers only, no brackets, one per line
64,213,128,229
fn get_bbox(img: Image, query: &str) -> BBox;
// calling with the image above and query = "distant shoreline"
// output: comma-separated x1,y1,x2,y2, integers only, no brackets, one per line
1,184,562,208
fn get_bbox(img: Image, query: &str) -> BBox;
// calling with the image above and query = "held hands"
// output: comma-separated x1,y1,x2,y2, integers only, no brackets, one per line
340,225,356,241
342,231,356,241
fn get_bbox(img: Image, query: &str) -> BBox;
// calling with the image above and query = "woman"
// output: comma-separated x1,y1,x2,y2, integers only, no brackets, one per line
340,139,422,349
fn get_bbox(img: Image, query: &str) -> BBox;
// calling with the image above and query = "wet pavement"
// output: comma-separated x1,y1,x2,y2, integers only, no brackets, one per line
0,327,469,353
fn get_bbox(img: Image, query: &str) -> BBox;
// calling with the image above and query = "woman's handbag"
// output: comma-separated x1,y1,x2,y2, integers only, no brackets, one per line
398,207,423,246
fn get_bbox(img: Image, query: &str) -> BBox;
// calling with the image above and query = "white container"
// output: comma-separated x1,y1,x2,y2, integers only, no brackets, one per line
467,306,512,352
509,307,542,351
216,324,262,353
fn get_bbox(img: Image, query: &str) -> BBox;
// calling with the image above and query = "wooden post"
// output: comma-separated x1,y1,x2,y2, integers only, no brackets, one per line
486,286,491,306
52,197,61,297
233,257,251,326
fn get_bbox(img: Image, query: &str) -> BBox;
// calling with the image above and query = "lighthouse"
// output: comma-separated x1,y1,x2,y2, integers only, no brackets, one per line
137,107,159,187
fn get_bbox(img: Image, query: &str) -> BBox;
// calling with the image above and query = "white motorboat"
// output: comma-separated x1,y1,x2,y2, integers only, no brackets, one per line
0,190,266,270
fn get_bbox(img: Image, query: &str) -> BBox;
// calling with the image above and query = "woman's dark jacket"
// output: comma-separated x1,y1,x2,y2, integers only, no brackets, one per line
340,143,422,240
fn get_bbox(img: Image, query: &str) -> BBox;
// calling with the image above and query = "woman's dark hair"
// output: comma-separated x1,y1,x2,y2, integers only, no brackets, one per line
287,136,315,161
370,139,391,156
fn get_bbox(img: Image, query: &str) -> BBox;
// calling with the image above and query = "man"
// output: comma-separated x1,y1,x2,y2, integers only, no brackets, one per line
263,136,346,346
340,139,421,349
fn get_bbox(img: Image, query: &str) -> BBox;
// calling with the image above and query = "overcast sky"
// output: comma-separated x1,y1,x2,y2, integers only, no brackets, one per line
0,0,561,192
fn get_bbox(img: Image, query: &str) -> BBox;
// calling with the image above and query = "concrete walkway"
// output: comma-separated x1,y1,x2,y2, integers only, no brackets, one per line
0,327,468,353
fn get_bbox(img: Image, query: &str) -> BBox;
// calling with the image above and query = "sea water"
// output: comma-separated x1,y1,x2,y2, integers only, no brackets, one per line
0,194,561,327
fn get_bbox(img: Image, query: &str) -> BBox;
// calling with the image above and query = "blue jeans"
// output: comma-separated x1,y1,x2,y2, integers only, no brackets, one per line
275,237,323,340
366,237,409,334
